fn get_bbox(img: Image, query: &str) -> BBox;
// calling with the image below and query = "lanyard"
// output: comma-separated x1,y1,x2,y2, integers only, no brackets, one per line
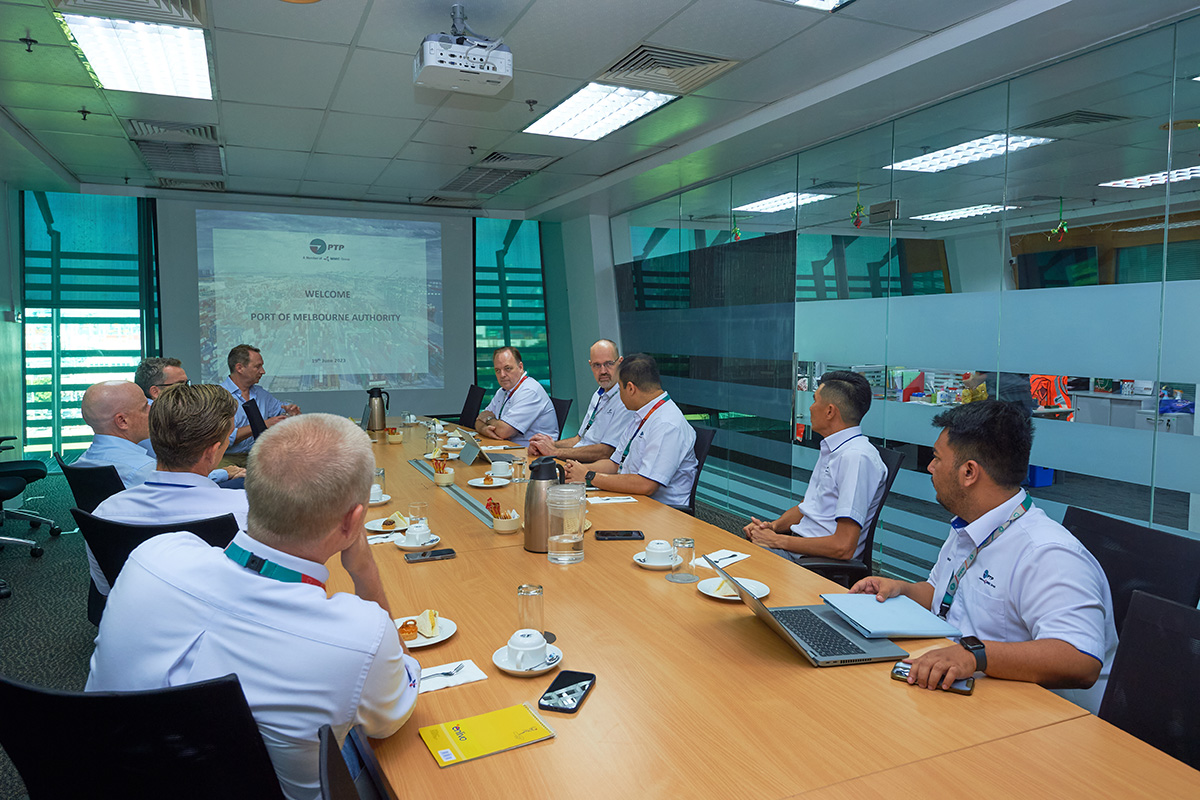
938,495,1033,618
618,395,669,465
143,481,198,489
579,389,610,437
828,432,863,453
498,374,529,417
225,541,326,590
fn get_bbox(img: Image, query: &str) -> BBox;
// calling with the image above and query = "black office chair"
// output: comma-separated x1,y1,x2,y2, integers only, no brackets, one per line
457,384,486,428
72,509,239,624
0,436,59,534
1099,591,1200,770
671,426,717,517
797,446,905,588
0,671,285,799
56,451,126,513
319,724,397,800
1061,506,1200,636
550,396,573,439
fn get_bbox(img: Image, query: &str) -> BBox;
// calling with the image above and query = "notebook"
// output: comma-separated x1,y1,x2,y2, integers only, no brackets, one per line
457,436,516,465
820,593,962,639
705,557,907,667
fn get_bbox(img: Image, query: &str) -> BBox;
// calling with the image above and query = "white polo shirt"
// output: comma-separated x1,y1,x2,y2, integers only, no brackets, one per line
791,427,887,559
87,530,420,800
89,471,249,595
483,373,558,445
575,387,637,449
926,490,1118,714
603,393,697,508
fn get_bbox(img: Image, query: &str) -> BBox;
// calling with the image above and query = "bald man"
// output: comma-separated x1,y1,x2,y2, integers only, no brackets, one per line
75,381,155,487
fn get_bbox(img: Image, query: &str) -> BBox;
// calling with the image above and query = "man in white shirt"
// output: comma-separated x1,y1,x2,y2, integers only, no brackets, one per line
475,346,558,446
74,380,154,486
564,353,697,508
220,344,300,464
87,413,419,800
528,339,636,463
743,371,887,563
851,400,1117,714
91,384,250,596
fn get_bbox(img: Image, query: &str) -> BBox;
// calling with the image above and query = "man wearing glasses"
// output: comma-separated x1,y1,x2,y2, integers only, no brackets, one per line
528,339,635,463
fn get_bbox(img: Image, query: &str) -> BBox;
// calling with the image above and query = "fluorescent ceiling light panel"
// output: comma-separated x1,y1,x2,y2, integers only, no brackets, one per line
524,83,676,141
788,0,859,10
61,14,211,100
733,192,833,213
884,134,1054,173
1099,166,1200,189
911,204,1018,222
1117,219,1200,233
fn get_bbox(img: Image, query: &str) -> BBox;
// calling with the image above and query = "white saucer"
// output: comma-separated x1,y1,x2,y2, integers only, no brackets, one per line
394,616,457,647
468,477,510,488
491,644,563,677
444,442,466,451
633,552,682,570
485,470,515,479
424,452,460,460
394,534,441,552
368,494,391,506
366,516,408,532
697,576,770,601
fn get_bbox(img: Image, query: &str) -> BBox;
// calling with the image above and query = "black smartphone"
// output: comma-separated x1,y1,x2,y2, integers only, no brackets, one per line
537,670,596,713
594,530,644,541
891,661,974,695
404,548,456,563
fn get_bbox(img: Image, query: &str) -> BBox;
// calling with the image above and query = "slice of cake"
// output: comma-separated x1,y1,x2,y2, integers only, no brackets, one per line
415,609,439,638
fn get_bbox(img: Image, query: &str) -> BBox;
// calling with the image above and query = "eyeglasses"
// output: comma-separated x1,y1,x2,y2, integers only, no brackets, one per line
153,379,190,388
589,360,617,370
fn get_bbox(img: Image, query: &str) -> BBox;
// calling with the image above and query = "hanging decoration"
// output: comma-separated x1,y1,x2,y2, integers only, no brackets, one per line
1046,197,1068,242
731,215,741,242
851,183,865,229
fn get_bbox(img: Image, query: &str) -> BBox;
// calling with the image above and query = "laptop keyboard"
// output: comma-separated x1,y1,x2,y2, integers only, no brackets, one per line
774,609,866,657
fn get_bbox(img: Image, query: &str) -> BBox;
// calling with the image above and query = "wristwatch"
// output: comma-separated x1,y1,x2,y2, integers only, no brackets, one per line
585,470,596,488
960,636,987,673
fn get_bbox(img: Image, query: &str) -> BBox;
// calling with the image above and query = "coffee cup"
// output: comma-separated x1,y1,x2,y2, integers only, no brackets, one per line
643,539,675,565
403,521,432,546
434,422,446,434
491,460,513,478
369,484,383,503
506,628,548,670
447,435,465,448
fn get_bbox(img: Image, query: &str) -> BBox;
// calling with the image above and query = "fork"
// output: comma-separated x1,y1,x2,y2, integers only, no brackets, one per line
424,662,465,680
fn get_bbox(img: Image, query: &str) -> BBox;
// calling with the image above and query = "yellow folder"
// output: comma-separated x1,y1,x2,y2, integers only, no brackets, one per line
418,702,556,767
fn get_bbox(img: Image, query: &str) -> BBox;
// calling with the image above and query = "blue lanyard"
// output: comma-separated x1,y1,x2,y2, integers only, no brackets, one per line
579,389,609,437
938,495,1033,618
225,541,326,589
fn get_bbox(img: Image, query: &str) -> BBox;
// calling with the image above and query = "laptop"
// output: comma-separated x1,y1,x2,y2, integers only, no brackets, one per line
704,557,907,667
457,436,517,465
242,399,268,439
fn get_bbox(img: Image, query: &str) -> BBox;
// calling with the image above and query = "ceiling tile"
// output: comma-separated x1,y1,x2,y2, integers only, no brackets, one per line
395,140,482,167
303,153,390,184
213,31,347,108
104,92,219,125
220,103,324,151
0,4,76,44
603,94,762,147
224,146,309,178
648,0,823,60
542,141,666,176
410,120,509,150
839,0,1015,34
225,175,301,195
489,131,589,159
374,159,465,190
357,0,528,55
0,80,101,112
298,179,370,199
7,106,122,137
0,43,93,87
314,112,420,159
209,0,371,45
35,131,143,169
330,49,442,119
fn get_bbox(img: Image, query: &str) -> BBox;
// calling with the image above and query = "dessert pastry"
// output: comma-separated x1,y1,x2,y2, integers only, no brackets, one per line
714,578,739,598
415,609,439,638
381,518,395,530
399,619,418,641
483,474,494,485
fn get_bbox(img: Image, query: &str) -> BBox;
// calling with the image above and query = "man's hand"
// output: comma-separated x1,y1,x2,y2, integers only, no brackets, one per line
562,460,587,483
340,526,390,615
527,433,556,457
744,519,788,549
282,403,301,416
265,414,289,427
224,465,246,480
849,575,908,601
901,643,977,690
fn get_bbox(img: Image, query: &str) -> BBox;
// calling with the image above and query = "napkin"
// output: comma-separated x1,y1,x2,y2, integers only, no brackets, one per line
587,496,637,504
693,549,750,569
418,659,488,694
367,533,400,545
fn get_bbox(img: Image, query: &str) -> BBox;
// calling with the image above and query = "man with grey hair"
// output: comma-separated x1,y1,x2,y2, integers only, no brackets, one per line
87,413,418,800
133,356,187,402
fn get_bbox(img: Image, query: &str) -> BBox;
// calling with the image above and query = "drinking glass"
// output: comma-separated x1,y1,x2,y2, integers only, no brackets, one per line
666,537,698,583
517,584,543,633
408,501,428,525
372,468,386,497
546,485,585,565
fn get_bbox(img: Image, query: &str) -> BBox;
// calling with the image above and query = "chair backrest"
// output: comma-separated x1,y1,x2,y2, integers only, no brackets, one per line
457,384,486,428
1061,506,1200,635
550,396,573,438
1099,590,1200,770
71,508,239,590
319,724,396,800
0,672,286,799
860,446,905,569
243,398,268,439
676,426,717,515
56,452,125,513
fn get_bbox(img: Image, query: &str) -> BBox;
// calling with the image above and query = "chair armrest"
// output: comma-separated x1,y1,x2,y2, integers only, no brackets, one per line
0,445,12,453
799,557,870,589
0,436,16,443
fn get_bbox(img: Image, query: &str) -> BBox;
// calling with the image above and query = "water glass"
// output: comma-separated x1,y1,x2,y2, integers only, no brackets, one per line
546,485,586,565
517,584,543,633
408,501,428,525
372,468,386,497
511,459,527,483
666,537,698,583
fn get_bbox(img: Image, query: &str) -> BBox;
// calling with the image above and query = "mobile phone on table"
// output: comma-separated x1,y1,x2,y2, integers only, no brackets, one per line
537,670,596,713
594,530,644,541
404,548,456,563
891,661,974,695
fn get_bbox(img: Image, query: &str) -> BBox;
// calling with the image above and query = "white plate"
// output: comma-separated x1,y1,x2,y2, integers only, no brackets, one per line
366,516,408,532
423,452,460,460
368,494,391,506
394,534,441,552
394,616,457,648
443,442,466,451
633,552,682,571
491,644,563,677
697,576,770,601
485,470,516,479
468,477,510,488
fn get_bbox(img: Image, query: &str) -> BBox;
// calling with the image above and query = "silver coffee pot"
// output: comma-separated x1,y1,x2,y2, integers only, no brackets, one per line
523,456,565,553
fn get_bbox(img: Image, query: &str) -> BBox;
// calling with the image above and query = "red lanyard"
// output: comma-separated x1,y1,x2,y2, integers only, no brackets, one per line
498,374,529,417
618,395,669,464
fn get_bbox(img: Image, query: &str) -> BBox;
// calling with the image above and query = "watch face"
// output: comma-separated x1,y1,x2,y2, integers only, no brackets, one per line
961,636,982,650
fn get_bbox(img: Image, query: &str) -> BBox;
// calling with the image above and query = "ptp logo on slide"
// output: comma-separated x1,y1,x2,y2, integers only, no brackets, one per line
309,238,345,255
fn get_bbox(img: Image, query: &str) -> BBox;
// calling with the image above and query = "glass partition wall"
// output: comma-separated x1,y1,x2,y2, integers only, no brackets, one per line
611,20,1200,580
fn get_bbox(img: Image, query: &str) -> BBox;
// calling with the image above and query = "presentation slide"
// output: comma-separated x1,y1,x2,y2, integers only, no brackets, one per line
196,210,443,393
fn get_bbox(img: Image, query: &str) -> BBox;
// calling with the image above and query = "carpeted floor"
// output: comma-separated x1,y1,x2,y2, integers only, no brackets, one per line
0,473,95,799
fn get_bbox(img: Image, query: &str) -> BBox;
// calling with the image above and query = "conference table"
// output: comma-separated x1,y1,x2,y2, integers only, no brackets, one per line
325,419,1199,798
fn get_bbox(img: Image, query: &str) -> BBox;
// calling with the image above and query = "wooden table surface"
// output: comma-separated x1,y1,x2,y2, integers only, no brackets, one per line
322,420,1191,799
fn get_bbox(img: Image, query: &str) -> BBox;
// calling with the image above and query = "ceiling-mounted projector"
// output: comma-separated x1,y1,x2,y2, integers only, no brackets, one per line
414,4,512,95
